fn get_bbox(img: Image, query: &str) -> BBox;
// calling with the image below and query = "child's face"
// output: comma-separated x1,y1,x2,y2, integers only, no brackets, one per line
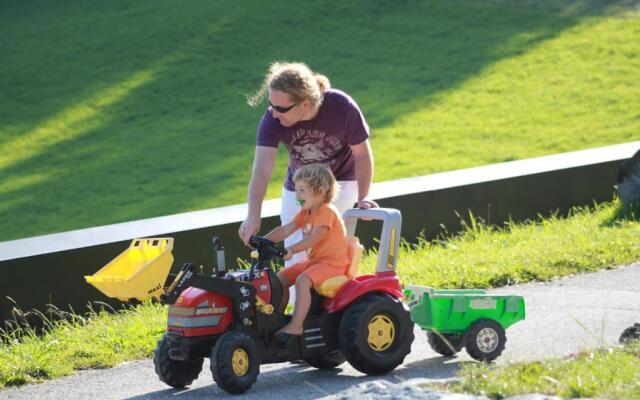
294,180,325,210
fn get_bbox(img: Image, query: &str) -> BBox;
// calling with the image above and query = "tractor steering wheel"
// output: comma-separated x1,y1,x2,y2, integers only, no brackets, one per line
247,236,286,282
248,236,287,260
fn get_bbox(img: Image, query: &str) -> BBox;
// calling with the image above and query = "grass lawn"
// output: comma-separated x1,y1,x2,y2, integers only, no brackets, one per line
1,0,639,241
1,199,638,389
360,200,640,288
0,302,165,387
439,339,640,399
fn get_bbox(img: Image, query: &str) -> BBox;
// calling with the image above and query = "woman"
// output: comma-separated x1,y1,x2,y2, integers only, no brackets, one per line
239,61,377,265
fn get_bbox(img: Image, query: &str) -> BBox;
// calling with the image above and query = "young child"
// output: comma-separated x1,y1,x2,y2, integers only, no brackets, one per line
262,163,351,343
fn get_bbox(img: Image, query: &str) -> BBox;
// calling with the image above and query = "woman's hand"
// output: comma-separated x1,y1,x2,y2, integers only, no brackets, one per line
239,217,261,246
357,197,379,209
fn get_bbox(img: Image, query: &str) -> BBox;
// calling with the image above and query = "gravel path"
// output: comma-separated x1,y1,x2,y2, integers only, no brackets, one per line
2,263,638,400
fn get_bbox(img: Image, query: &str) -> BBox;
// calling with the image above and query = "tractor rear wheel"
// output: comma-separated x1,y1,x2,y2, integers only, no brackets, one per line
339,294,414,375
426,332,463,356
304,349,346,370
210,331,260,394
154,333,203,388
464,319,506,362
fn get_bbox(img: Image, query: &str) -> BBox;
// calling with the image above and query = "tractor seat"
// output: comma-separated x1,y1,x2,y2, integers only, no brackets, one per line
315,236,363,298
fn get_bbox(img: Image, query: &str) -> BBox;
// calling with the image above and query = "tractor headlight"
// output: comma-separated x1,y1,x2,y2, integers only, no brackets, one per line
168,306,195,316
167,304,229,328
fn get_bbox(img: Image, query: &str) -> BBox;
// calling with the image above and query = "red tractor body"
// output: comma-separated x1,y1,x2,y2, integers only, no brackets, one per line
167,287,234,337
323,271,403,313
88,208,415,395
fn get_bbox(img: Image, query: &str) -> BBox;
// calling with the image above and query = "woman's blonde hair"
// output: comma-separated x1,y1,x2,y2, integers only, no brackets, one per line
293,163,338,203
247,61,331,107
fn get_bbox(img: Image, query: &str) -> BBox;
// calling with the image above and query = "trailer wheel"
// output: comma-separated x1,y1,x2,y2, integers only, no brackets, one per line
339,294,414,375
619,323,640,345
304,349,346,370
464,319,506,362
426,332,463,356
154,333,203,388
210,331,260,394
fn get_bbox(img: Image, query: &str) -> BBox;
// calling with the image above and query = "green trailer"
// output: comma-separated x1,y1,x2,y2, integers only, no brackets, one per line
405,285,525,362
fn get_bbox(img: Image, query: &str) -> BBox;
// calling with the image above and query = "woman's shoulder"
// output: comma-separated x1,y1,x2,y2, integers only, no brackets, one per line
257,109,284,145
321,89,363,121
323,88,354,105
259,109,282,130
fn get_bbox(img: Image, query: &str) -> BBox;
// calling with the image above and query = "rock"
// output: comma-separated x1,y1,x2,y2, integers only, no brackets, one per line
330,378,487,399
329,378,568,400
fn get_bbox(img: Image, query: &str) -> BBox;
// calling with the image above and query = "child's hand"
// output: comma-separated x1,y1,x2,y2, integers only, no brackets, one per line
283,247,293,261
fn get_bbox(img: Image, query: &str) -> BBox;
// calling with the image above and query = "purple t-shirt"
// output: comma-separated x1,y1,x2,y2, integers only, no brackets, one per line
256,89,370,191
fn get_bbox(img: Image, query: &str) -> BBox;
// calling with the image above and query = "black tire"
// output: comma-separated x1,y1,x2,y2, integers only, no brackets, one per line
210,331,260,394
304,349,346,370
339,294,414,375
464,319,506,362
619,323,640,345
153,333,204,388
426,332,463,356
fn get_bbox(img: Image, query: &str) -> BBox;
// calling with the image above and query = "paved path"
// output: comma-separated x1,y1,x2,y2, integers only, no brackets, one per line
2,263,639,400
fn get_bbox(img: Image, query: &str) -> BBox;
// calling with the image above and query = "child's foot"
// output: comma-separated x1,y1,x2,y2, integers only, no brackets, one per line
276,323,303,336
275,327,301,348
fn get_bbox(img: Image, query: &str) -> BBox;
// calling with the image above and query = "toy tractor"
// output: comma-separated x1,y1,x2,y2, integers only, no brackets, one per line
404,286,525,362
86,208,414,394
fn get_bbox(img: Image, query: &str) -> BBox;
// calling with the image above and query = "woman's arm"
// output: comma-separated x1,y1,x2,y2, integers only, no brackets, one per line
239,146,278,244
350,139,379,209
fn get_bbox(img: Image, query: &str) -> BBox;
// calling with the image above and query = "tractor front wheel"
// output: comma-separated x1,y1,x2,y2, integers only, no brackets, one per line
464,319,506,362
154,333,203,388
339,294,414,375
210,331,260,394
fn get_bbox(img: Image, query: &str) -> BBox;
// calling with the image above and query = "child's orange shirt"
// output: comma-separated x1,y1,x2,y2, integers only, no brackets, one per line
293,203,350,269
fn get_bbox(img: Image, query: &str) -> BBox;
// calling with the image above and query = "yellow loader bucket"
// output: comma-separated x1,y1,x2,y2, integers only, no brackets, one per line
85,238,174,301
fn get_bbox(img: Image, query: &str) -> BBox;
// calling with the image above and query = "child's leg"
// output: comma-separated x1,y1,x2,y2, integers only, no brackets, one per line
277,273,313,335
277,274,290,313
276,262,309,313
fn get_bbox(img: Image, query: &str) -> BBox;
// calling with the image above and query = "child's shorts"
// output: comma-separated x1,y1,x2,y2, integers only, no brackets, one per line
279,260,347,287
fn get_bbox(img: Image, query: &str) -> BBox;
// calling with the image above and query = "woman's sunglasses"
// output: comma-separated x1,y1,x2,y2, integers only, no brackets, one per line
269,100,298,113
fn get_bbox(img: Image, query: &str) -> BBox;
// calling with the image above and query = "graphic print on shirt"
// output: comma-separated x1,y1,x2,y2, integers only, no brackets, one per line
302,223,312,237
301,222,313,256
288,128,343,164
293,143,328,162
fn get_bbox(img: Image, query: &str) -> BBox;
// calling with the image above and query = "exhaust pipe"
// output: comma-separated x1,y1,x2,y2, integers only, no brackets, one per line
212,236,226,276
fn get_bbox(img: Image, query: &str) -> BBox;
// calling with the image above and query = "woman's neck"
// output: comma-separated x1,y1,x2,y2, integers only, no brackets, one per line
301,103,321,121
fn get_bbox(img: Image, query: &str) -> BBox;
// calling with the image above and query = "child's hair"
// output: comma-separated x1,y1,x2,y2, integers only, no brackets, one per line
293,163,338,203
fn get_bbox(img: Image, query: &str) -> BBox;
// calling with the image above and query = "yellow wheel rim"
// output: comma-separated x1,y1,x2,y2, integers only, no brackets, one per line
231,348,249,376
367,314,395,352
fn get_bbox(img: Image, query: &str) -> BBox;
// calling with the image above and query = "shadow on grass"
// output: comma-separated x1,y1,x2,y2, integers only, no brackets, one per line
0,0,585,240
0,298,144,339
601,200,640,226
475,0,640,17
